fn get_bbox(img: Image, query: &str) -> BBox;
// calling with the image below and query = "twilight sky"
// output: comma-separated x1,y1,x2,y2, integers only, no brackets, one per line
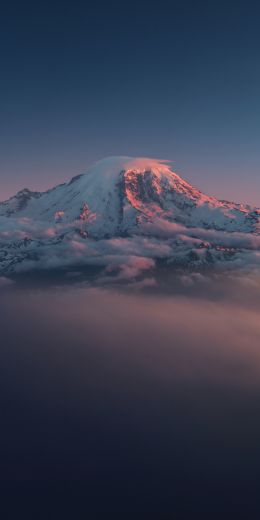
1,0,260,204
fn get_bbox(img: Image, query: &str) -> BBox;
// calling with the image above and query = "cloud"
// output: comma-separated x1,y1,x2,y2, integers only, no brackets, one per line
0,277,15,288
1,211,260,278
98,255,155,284
127,277,158,290
140,217,260,249
2,282,260,389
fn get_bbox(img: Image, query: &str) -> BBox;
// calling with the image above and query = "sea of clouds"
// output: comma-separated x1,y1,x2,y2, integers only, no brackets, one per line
1,214,260,285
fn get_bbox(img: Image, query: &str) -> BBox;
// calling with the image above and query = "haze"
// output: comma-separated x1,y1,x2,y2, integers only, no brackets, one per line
1,281,260,515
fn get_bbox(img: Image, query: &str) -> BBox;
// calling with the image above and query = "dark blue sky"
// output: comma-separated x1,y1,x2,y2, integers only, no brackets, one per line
1,1,260,204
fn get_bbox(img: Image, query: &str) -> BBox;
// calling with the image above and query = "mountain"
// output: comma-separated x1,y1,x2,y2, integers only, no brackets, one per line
1,156,260,235
1,156,260,278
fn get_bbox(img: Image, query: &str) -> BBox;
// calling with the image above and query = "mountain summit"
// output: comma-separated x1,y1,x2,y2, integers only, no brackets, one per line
1,156,260,276
1,156,259,237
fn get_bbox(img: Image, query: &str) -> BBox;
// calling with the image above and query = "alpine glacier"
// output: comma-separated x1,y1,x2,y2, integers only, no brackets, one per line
1,156,260,278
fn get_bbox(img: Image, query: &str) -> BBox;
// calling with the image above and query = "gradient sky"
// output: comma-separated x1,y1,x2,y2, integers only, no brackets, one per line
1,0,260,205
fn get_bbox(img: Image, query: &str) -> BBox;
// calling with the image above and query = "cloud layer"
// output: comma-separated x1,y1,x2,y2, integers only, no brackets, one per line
1,214,260,282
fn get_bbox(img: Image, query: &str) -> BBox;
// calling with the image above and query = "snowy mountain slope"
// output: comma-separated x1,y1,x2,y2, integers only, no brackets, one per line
1,156,260,276
1,156,260,235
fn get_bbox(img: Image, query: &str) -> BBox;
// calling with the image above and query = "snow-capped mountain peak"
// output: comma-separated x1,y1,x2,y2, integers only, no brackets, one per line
1,156,258,235
0,156,260,275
